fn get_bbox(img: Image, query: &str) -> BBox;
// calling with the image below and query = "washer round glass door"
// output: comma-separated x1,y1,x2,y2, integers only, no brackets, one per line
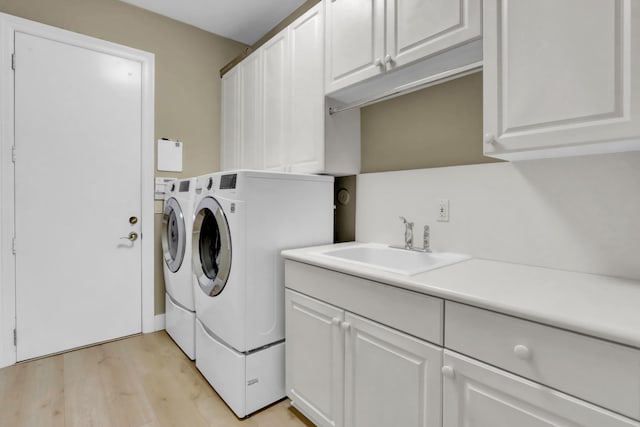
192,196,232,297
162,197,186,273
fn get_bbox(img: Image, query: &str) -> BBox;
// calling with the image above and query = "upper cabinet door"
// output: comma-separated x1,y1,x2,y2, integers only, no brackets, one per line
325,0,386,93
290,4,325,173
386,0,481,70
484,0,640,160
220,66,240,171
239,51,264,170
262,29,289,172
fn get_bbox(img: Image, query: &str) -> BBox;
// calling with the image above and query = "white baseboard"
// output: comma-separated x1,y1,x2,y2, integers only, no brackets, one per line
153,314,166,332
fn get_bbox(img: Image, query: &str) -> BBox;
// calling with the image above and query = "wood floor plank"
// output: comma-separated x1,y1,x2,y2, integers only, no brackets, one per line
0,355,66,427
0,331,315,427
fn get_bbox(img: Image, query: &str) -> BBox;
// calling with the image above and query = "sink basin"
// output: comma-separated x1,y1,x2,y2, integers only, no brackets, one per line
318,243,470,276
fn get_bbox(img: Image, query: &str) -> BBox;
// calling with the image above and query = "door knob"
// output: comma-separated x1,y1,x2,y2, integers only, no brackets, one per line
121,232,138,241
129,216,138,225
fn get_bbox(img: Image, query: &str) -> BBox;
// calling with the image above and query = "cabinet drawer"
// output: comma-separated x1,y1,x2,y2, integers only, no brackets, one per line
445,301,640,420
285,260,443,345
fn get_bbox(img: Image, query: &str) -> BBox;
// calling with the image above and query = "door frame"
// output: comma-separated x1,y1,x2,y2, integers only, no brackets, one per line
0,13,155,368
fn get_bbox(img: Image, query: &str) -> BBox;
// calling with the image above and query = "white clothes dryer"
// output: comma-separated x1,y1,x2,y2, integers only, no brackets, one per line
161,177,197,360
191,170,334,418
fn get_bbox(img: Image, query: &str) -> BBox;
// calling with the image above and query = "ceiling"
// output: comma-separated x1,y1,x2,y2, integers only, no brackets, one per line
120,0,306,45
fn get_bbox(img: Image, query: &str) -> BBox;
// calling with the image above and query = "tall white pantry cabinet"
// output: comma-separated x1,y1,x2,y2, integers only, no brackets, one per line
220,3,360,175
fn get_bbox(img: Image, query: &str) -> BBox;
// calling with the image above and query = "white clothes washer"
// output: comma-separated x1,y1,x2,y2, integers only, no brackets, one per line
161,177,197,360
191,170,334,418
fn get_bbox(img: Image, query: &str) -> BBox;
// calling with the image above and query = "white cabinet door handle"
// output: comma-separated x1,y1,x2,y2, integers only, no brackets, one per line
341,322,351,332
484,133,496,145
374,57,383,68
441,366,455,379
384,54,394,64
514,344,532,360
331,317,341,326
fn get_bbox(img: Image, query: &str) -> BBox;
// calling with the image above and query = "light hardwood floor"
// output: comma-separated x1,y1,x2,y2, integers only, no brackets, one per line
0,332,314,427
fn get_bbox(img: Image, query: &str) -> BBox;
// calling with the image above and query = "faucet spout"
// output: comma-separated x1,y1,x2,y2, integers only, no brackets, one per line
399,216,414,249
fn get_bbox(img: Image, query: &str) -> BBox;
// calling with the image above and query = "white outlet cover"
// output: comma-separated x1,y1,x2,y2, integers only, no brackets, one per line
437,199,450,222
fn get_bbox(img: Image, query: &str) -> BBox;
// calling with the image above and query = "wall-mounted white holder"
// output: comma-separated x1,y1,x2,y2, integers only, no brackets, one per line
157,139,183,172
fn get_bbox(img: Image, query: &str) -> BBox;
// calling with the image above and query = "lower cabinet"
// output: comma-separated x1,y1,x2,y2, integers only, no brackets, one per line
285,260,640,427
285,289,442,427
443,350,640,427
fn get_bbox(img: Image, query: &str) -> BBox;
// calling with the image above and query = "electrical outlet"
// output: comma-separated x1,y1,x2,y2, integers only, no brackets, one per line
437,199,449,222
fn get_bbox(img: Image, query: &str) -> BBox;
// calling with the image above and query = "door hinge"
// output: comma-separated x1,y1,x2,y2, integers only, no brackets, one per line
11,53,15,71
12,237,16,254
13,329,16,346
11,146,16,163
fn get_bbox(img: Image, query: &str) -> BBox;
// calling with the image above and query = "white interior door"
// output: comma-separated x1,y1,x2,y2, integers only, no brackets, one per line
14,31,143,361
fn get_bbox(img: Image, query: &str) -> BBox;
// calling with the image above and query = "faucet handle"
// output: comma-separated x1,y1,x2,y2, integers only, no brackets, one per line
399,216,413,227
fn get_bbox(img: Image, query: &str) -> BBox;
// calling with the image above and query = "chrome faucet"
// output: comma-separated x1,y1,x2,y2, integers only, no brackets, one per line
392,217,432,252
399,216,414,249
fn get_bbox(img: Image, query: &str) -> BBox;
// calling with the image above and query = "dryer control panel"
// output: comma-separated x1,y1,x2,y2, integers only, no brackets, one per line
220,174,237,190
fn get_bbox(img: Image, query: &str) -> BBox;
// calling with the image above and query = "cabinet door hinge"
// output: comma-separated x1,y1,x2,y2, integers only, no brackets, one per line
11,53,15,71
12,237,16,254
13,329,16,346
11,146,16,163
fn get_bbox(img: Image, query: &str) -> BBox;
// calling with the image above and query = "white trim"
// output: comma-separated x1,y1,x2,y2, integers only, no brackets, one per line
0,12,155,368
154,314,166,332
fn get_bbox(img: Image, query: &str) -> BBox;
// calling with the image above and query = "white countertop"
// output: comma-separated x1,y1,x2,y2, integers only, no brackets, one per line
282,242,640,349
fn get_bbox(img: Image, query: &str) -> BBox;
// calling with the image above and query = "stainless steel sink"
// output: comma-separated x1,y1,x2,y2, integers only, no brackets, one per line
318,243,470,276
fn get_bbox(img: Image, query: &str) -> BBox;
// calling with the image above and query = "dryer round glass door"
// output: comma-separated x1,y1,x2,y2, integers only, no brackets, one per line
192,196,232,297
162,197,186,273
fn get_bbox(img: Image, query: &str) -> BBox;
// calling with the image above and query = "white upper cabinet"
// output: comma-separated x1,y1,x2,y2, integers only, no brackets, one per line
325,0,482,99
484,0,640,160
239,51,263,169
325,0,386,93
386,0,482,69
262,30,289,172
220,3,360,175
289,4,326,173
220,66,240,171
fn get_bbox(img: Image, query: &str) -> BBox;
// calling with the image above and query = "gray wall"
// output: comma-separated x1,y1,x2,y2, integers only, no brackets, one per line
361,72,498,173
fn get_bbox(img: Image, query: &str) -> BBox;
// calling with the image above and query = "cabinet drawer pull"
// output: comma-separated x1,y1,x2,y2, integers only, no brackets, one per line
331,317,341,326
341,322,351,332
441,365,455,379
514,344,532,360
484,133,496,145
